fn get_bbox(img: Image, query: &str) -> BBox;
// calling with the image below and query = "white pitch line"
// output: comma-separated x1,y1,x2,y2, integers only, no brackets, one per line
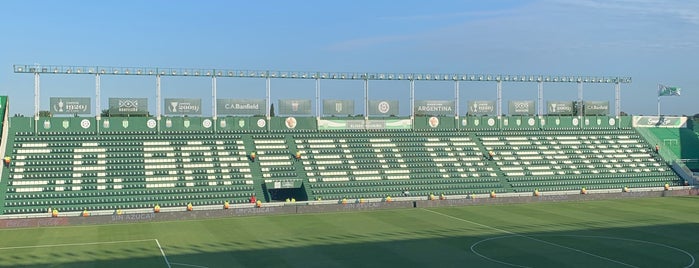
422,208,639,268
155,239,172,268
0,238,156,251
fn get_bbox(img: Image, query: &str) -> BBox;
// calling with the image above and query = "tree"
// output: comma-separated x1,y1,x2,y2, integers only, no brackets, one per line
101,109,110,117
270,103,275,117
38,110,52,117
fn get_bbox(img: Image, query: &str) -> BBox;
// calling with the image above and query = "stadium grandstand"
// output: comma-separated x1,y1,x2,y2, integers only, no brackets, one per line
1,64,697,217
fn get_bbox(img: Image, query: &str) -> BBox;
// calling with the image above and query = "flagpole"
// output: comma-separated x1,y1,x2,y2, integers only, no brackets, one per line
657,84,661,117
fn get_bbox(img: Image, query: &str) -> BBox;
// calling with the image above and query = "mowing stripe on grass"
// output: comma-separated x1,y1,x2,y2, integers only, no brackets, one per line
170,262,210,268
422,208,639,268
0,238,156,251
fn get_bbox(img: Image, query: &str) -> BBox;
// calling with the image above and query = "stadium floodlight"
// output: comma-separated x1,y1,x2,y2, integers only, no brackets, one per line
12,64,631,85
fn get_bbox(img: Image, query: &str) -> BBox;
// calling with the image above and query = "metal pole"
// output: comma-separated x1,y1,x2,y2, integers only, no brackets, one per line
578,81,583,117
212,76,217,119
496,80,502,117
455,80,460,119
156,74,161,120
315,78,320,119
537,81,543,116
96,74,101,119
364,76,368,120
410,79,415,119
614,82,620,118
266,76,271,119
34,72,40,120
657,96,661,117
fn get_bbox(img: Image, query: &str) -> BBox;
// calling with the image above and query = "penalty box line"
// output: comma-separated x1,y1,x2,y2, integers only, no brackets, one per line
421,208,639,268
0,238,158,251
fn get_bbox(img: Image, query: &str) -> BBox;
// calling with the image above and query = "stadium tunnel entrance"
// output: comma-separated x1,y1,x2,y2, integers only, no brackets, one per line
262,180,308,202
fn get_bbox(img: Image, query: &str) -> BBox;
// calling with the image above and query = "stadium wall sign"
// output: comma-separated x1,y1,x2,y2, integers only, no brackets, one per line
50,97,91,114
468,100,495,115
632,116,687,128
322,99,355,116
507,100,535,115
584,101,609,115
217,99,266,115
547,101,574,115
164,98,201,115
108,98,148,116
368,100,399,116
414,100,454,116
279,99,312,115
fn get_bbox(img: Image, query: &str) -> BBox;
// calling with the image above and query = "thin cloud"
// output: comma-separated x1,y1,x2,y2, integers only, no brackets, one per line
379,9,517,21
552,0,699,25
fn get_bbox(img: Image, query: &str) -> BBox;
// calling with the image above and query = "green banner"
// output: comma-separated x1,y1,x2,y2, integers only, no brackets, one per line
632,116,687,128
0,96,6,113
584,101,609,115
317,119,411,130
414,100,455,116
278,99,312,115
217,99,265,115
50,97,91,115
508,100,535,115
467,100,495,115
322,99,354,116
108,98,149,116
164,98,201,115
368,100,399,116
547,101,574,115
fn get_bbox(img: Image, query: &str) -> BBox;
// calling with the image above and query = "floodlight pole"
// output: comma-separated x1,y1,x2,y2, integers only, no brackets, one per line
496,80,502,117
454,80,460,119
409,79,415,119
96,74,101,120
614,82,620,118
34,72,40,120
212,75,217,119
537,81,543,116
156,74,161,120
266,76,271,119
577,81,583,117
315,78,320,119
364,76,368,120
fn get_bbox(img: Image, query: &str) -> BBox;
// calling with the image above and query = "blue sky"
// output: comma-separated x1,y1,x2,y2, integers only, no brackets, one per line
0,0,696,117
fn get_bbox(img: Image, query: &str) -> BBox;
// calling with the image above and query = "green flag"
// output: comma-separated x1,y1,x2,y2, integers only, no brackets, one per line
658,84,681,96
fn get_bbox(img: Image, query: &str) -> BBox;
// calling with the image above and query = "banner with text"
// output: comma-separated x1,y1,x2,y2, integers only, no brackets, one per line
50,97,91,115
165,98,202,115
584,101,609,115
508,100,535,115
108,98,148,116
414,100,455,116
317,119,411,130
467,100,496,115
547,101,574,115
368,100,399,116
217,99,266,115
322,99,355,116
279,99,312,115
632,116,687,128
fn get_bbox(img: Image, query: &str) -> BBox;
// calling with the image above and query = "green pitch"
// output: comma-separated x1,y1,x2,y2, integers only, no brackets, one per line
0,196,697,267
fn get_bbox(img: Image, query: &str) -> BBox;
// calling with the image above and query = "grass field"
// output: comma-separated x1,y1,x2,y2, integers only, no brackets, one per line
0,196,697,267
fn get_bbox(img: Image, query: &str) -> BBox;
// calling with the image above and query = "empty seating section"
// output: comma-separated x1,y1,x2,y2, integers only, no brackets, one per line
295,132,503,200
479,131,681,193
1,116,684,215
253,135,297,180
4,133,254,214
